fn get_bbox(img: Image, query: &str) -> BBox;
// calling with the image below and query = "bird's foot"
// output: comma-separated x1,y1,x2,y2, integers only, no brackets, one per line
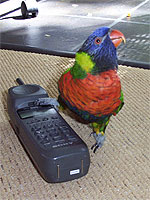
91,132,105,153
48,98,60,111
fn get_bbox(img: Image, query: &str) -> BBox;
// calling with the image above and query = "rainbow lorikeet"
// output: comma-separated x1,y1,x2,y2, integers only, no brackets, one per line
58,27,125,153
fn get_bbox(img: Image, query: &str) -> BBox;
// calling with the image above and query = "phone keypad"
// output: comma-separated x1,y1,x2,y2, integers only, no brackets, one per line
26,114,79,149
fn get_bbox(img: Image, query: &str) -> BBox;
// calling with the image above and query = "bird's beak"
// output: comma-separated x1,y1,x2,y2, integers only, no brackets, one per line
110,29,126,48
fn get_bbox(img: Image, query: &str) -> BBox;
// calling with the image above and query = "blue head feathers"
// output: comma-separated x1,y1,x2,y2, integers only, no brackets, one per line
79,27,118,73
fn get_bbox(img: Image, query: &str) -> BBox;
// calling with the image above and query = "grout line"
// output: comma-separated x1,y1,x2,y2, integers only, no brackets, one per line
43,13,149,26
46,13,115,21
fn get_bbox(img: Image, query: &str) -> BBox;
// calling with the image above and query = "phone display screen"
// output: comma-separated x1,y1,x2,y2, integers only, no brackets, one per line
18,107,56,119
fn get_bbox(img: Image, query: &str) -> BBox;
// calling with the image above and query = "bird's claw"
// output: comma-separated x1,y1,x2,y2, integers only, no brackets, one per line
49,98,60,111
91,141,104,153
90,132,95,137
91,132,105,153
91,143,100,153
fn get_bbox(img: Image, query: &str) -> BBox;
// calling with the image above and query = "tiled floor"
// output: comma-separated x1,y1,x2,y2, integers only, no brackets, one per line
0,0,150,68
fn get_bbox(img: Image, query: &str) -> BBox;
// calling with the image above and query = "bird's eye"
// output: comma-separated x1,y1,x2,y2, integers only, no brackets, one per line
95,37,101,45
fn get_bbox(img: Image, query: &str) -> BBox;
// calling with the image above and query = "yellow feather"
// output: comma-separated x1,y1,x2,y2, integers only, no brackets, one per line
76,52,94,72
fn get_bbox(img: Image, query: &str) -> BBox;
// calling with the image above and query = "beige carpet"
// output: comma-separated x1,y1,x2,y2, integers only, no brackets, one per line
0,49,150,200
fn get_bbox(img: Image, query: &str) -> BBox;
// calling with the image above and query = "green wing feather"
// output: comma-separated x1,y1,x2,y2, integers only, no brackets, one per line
114,90,124,115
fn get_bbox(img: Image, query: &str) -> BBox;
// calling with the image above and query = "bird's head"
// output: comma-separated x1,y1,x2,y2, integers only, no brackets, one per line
77,26,125,74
